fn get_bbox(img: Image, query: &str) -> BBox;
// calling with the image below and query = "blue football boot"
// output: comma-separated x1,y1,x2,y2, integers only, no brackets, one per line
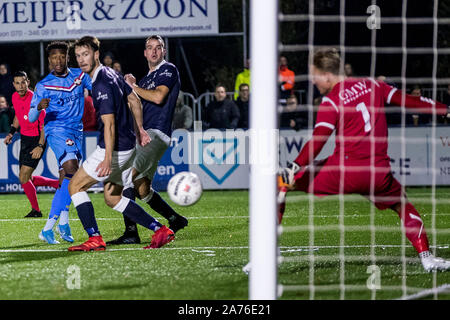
39,229,60,244
56,224,74,243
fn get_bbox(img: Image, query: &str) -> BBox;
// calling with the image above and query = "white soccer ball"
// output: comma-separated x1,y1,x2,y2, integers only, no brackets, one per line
167,171,203,206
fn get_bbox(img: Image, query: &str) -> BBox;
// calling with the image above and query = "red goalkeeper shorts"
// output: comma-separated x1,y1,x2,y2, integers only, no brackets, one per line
293,156,404,210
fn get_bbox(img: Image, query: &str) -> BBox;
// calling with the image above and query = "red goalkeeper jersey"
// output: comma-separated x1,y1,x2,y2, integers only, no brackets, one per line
295,78,447,168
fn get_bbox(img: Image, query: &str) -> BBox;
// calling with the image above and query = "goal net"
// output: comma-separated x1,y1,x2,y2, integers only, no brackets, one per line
249,0,450,300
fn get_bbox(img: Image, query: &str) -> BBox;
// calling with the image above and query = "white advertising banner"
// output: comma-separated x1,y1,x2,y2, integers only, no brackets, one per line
0,0,218,42
186,129,250,190
185,127,450,189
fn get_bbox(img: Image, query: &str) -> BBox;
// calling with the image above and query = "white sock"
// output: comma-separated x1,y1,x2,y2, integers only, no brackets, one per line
43,217,58,231
59,211,69,225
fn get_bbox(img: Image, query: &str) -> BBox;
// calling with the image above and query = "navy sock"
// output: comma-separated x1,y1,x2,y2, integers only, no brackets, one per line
148,191,180,223
122,187,138,233
75,201,100,236
123,187,136,201
122,199,161,232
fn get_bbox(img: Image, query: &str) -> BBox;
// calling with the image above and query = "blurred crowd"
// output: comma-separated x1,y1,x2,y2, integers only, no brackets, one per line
2,53,450,134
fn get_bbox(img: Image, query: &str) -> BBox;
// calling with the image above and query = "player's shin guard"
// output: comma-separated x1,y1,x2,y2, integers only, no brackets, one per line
397,203,429,253
113,197,162,232
72,191,100,237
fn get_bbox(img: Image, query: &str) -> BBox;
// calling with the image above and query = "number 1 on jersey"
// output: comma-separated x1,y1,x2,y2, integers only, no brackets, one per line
356,102,372,132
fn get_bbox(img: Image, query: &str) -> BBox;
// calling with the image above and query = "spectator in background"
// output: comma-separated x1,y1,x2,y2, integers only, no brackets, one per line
377,75,386,82
234,58,250,100
203,84,240,130
411,86,430,126
172,91,193,130
235,83,249,128
344,63,354,77
279,94,306,131
279,56,295,101
0,63,15,105
411,86,421,97
82,89,97,131
102,51,114,68
112,61,123,75
0,94,12,133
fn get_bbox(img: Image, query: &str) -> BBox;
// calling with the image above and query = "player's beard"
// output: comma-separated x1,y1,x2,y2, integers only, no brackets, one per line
86,57,98,75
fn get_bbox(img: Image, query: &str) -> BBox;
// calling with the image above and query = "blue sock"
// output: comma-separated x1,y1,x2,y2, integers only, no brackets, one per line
49,176,72,220
71,191,100,237
114,197,161,232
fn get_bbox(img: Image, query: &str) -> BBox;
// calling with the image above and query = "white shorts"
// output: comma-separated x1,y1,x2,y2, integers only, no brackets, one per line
133,129,169,181
83,146,136,187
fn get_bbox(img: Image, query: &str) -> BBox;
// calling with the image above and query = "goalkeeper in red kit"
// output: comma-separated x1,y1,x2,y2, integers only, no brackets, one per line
278,48,450,272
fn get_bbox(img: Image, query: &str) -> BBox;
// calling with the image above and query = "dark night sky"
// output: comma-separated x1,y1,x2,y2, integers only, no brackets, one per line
281,0,448,89
0,0,448,94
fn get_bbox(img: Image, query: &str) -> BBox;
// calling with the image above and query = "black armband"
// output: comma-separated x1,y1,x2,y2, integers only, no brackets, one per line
9,126,17,135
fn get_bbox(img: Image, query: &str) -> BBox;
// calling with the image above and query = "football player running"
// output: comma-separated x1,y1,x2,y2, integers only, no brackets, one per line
28,41,91,244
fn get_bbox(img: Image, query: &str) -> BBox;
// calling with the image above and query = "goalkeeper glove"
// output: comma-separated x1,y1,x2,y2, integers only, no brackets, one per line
278,162,301,187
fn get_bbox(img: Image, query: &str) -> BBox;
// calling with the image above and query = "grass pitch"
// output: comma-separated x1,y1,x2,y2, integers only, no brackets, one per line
0,188,449,300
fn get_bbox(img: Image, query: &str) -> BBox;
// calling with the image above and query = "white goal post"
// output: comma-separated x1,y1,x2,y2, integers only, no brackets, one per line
249,0,279,299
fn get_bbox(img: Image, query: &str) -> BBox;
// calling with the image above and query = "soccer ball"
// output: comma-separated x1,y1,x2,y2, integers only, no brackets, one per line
167,171,203,206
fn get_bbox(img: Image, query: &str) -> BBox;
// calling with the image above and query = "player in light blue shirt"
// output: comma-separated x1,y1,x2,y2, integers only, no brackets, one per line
29,41,92,244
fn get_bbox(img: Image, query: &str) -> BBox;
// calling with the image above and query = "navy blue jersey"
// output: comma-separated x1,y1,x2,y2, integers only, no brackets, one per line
138,61,180,136
91,65,135,151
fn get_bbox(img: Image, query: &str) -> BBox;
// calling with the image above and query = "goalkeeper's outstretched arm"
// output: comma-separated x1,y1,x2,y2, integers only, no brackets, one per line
385,85,448,115
293,125,334,167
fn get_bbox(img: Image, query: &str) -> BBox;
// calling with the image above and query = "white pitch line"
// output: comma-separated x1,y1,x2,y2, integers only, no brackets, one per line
0,216,251,222
0,244,447,253
0,246,249,253
1,212,450,223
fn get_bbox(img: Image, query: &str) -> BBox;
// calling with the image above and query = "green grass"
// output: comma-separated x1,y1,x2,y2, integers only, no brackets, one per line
0,188,449,300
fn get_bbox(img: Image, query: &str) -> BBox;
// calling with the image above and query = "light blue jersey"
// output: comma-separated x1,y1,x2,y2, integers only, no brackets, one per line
29,68,91,166
30,68,92,133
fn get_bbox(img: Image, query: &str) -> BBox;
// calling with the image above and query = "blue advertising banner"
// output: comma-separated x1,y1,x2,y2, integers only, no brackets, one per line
151,130,189,191
0,131,187,193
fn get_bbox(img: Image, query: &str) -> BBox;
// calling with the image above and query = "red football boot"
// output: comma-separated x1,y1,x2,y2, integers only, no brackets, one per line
68,235,106,252
144,226,175,249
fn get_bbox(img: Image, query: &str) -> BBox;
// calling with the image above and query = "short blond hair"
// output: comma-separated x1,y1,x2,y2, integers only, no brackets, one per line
313,47,341,75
